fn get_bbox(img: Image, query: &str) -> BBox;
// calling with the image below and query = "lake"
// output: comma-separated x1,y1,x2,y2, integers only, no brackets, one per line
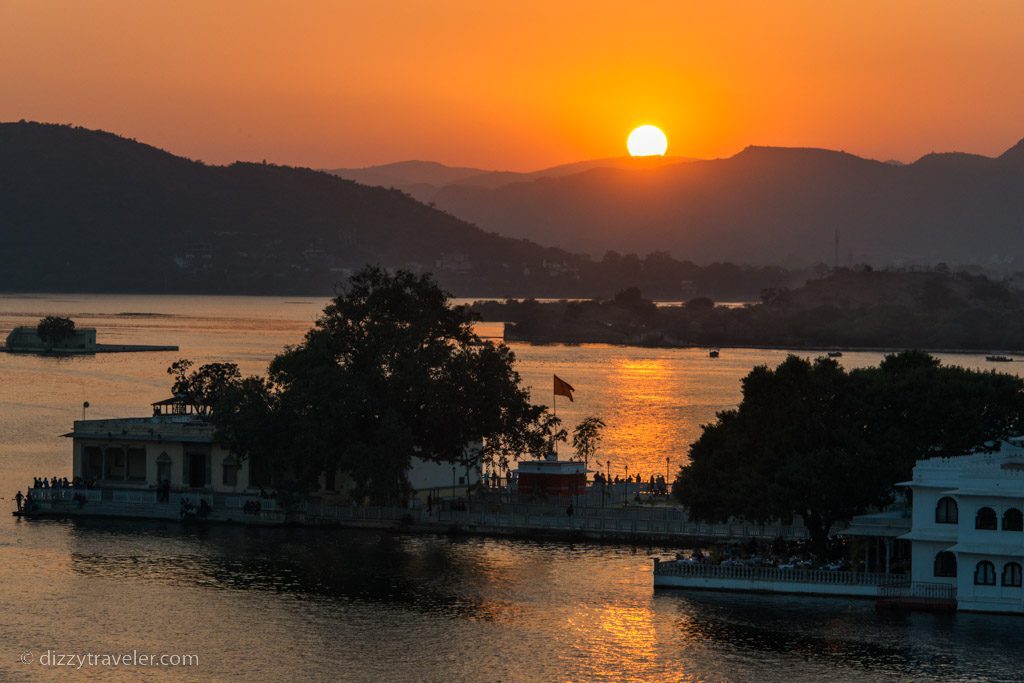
2,293,1023,681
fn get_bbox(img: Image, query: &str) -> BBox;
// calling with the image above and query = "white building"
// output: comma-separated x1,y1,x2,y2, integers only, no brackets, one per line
69,399,255,494
6,326,97,352
900,440,1024,614
67,397,479,502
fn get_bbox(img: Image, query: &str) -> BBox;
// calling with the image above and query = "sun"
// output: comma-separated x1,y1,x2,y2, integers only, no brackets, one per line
627,125,668,157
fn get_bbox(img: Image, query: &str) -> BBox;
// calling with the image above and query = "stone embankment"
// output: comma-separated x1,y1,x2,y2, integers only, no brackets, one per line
312,504,809,545
15,487,809,546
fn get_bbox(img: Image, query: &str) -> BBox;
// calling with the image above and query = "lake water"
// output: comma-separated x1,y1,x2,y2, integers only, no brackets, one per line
2,293,1024,681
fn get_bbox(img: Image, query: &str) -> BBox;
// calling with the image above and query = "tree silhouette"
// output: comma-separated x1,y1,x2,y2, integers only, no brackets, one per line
675,352,1024,554
36,316,75,349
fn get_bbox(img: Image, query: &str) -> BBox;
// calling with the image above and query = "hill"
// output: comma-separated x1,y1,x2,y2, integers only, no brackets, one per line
0,122,591,295
327,155,690,203
0,122,796,298
404,142,1024,266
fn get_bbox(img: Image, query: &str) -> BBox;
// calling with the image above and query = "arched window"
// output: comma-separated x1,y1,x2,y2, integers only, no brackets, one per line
1004,508,1024,532
156,452,172,484
1003,562,1023,588
935,497,958,524
976,507,998,530
975,560,997,585
934,551,957,577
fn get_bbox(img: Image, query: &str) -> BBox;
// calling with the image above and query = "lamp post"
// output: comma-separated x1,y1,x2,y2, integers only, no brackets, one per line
451,465,456,500
625,465,629,503
666,456,670,483
82,401,90,420
604,460,610,508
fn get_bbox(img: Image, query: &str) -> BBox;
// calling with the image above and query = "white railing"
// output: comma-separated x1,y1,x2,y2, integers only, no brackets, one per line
653,560,897,586
221,496,279,511
113,489,157,504
879,581,956,603
311,504,412,522
25,488,100,502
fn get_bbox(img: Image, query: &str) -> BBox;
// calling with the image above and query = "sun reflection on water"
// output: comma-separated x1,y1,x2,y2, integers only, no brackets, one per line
602,358,682,478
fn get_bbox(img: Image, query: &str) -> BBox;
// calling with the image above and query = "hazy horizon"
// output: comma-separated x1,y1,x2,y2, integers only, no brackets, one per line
7,118,1024,176
4,1,1024,171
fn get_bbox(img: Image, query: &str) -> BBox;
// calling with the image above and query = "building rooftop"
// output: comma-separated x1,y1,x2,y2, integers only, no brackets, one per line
840,509,912,538
906,440,1024,488
66,414,214,443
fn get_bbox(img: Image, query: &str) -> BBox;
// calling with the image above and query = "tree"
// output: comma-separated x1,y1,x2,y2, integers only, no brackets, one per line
36,316,75,348
674,352,1024,554
207,266,555,502
167,359,242,417
571,416,606,470
613,287,645,308
685,297,715,314
209,375,280,477
852,350,1024,475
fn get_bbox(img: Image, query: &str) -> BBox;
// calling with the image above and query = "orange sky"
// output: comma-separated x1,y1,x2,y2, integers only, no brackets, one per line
3,0,1024,170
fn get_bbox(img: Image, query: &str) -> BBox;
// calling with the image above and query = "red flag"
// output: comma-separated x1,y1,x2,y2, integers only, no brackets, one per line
553,375,575,402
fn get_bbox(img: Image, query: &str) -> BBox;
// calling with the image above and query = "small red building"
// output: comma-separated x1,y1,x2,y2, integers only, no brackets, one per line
515,457,587,497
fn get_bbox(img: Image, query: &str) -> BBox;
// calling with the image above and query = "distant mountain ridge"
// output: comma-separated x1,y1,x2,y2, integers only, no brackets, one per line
0,122,796,299
0,122,584,295
327,155,691,203
335,141,1024,267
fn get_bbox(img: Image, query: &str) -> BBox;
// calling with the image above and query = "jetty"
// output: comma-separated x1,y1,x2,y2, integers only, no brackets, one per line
2,326,177,354
0,343,181,354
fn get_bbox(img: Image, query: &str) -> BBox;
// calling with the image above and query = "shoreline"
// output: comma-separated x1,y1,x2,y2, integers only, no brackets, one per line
502,336,1024,358
0,344,179,354
13,500,810,547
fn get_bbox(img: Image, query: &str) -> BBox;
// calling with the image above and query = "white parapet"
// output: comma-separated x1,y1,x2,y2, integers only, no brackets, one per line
652,559,898,598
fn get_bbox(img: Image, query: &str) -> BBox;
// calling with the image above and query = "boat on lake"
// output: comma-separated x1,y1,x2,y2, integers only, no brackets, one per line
827,351,843,358
986,355,1014,362
709,349,719,358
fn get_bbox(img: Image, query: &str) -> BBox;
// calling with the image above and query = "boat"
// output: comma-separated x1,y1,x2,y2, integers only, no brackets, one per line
827,351,843,358
986,355,1014,362
709,349,719,358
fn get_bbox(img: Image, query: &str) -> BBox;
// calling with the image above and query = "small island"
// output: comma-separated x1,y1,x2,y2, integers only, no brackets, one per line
474,268,1024,353
2,315,178,354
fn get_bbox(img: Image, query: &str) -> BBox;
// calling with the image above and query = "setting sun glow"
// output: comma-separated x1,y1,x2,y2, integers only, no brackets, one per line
627,125,668,157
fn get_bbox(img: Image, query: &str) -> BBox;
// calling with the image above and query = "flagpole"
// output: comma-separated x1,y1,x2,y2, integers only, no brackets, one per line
552,382,557,456
552,378,561,458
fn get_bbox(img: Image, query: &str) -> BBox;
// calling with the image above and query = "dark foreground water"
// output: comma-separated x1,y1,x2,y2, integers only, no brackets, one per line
4,294,1024,681
5,519,1024,682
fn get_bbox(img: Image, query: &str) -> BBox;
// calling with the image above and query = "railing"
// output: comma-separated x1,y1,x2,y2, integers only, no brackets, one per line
653,560,898,586
221,496,280,511
24,488,101,503
878,581,957,604
24,487,290,518
310,504,413,522
113,489,157,504
20,488,810,540
441,510,807,539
